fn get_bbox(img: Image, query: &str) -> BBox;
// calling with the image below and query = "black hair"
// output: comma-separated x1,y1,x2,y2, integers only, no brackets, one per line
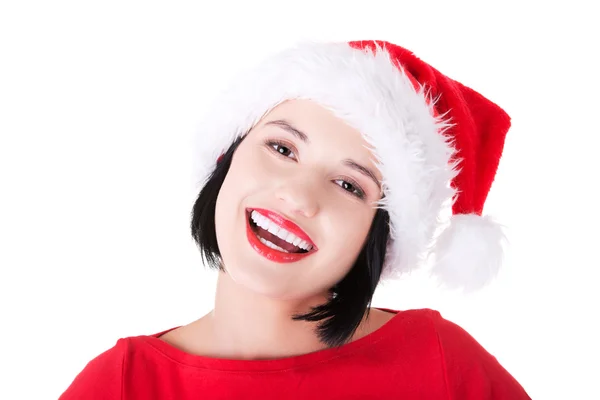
190,134,390,349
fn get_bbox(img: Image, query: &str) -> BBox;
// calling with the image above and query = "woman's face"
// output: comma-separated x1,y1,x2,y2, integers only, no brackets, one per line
214,99,383,301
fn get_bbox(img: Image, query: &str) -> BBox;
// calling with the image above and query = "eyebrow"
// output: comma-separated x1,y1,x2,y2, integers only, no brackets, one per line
342,159,382,191
264,119,382,191
265,119,310,143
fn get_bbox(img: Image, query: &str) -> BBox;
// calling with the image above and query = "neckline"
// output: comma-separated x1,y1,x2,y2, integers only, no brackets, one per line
139,307,402,372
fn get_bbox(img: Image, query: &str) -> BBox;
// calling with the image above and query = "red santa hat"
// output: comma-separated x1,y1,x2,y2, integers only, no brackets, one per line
191,40,511,292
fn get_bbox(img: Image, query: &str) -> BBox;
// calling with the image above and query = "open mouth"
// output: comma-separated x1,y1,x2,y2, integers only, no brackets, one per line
246,210,314,254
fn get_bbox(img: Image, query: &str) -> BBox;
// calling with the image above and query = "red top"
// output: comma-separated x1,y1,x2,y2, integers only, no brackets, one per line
59,308,530,399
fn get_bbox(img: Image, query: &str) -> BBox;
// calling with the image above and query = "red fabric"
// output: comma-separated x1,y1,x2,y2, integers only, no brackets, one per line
349,40,512,216
59,308,530,399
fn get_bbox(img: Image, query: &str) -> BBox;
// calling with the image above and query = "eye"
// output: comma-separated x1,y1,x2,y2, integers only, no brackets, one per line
266,140,297,160
334,178,366,200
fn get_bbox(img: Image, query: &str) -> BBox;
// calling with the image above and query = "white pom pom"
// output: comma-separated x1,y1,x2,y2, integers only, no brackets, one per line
430,213,507,293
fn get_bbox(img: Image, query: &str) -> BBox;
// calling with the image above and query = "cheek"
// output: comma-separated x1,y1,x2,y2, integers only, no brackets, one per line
324,210,373,258
214,148,265,239
231,146,273,188
220,149,263,199
214,185,233,252
308,211,373,289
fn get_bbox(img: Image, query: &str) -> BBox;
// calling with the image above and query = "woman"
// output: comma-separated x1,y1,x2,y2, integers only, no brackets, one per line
60,40,531,399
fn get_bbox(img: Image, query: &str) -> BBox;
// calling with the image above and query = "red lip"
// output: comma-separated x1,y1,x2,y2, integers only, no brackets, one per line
246,210,316,263
249,208,316,247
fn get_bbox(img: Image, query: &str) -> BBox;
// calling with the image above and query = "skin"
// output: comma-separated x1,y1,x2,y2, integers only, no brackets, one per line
161,99,395,360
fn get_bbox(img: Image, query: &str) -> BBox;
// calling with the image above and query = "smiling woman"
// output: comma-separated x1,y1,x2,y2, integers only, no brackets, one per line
59,40,531,399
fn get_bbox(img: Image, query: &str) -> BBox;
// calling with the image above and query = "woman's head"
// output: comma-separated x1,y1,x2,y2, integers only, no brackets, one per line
192,99,389,347
191,40,512,346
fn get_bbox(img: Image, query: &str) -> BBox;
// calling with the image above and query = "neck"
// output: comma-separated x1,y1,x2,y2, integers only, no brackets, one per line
202,270,334,360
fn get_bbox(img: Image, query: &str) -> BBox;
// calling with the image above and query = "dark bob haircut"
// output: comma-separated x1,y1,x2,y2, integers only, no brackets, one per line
191,134,390,349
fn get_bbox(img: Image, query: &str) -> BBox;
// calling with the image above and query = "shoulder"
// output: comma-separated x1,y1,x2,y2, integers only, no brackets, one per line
78,337,131,375
423,309,506,368
378,308,530,398
423,309,531,399
59,338,130,399
377,307,442,333
59,328,176,400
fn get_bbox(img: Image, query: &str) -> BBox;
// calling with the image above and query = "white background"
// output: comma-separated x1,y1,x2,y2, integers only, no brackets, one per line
1,1,598,399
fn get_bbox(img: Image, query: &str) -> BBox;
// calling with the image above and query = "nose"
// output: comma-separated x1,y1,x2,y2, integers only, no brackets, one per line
275,177,320,218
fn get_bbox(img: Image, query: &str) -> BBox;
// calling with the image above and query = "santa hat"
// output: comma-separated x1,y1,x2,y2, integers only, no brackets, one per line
191,40,511,292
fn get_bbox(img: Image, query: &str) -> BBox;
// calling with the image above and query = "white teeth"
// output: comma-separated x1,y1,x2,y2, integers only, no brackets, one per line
250,210,314,252
258,237,290,253
298,240,312,251
267,224,280,235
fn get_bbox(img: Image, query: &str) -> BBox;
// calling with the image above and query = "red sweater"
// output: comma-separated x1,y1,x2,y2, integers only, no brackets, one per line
59,308,531,399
